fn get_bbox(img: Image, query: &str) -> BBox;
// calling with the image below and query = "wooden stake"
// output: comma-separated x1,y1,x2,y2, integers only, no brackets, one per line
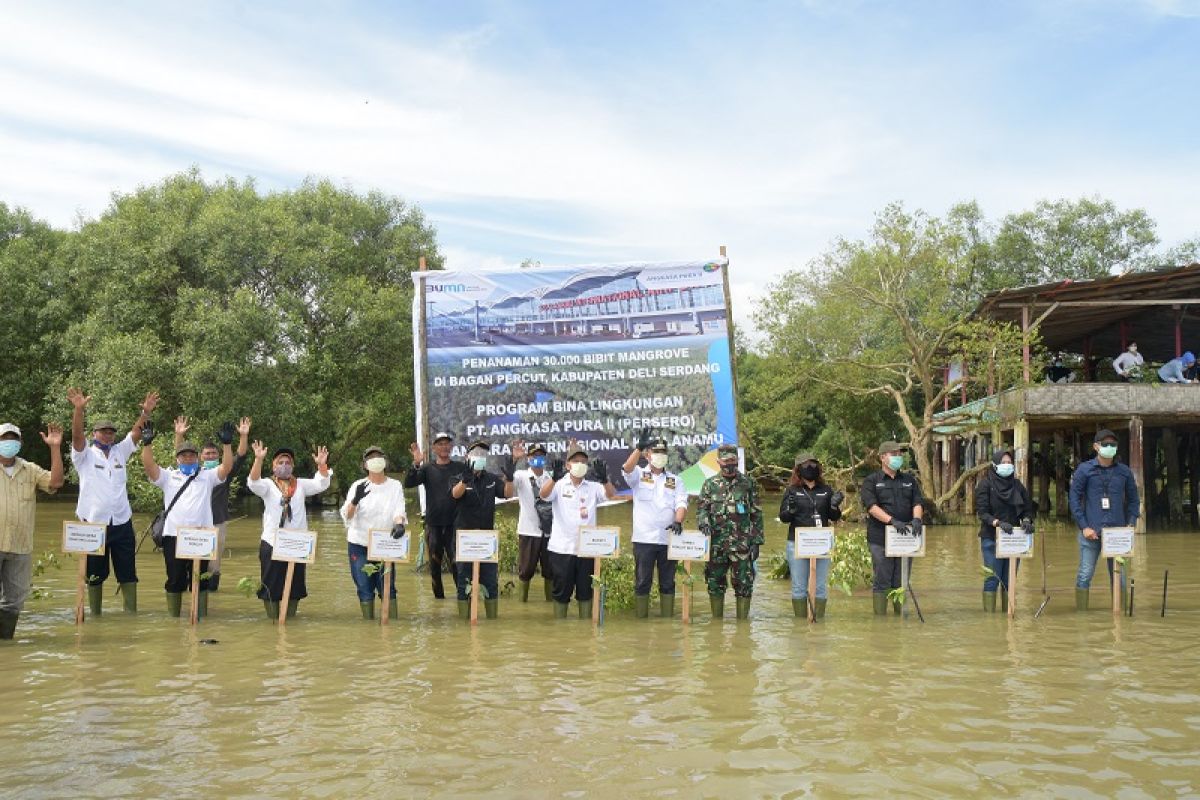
1007,556,1017,618
470,561,480,625
1112,560,1121,616
807,557,818,622
189,558,201,625
592,559,602,625
279,562,295,626
380,564,392,625
75,556,86,625
682,561,691,624
900,557,909,619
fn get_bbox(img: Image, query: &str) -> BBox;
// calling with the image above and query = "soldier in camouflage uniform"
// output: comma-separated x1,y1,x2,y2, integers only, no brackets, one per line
699,444,764,620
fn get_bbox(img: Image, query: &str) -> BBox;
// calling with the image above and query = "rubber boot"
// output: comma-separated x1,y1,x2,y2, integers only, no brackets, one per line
660,594,674,619
815,598,827,620
0,610,18,640
387,598,398,619
209,573,221,592
982,591,997,612
457,600,470,620
197,591,209,619
710,594,724,619
166,592,183,618
554,601,569,618
88,584,103,616
892,600,902,616
286,599,298,619
1075,588,1089,611
735,596,751,620
360,601,375,620
263,600,279,619
1120,585,1129,614
120,582,137,613
484,599,498,619
578,600,592,619
792,599,806,618
872,593,888,616
519,580,531,602
635,595,650,618
543,578,554,602
1000,592,1008,613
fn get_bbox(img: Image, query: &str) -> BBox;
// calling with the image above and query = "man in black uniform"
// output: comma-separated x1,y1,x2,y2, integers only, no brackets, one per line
450,440,518,619
405,431,467,599
860,440,925,616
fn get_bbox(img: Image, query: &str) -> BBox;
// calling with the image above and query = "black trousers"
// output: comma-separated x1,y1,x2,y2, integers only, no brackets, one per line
549,551,595,604
425,524,459,599
517,535,552,581
633,542,675,596
869,543,903,593
86,520,137,585
257,540,307,602
455,562,499,601
162,536,209,593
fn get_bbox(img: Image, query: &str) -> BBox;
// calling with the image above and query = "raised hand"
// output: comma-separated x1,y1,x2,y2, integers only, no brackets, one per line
140,421,156,447
511,439,527,460
217,421,235,445
314,446,329,467
174,416,190,436
67,387,91,409
409,442,424,465
237,417,252,436
141,391,160,415
251,440,268,460
351,481,371,506
636,426,653,452
41,423,64,447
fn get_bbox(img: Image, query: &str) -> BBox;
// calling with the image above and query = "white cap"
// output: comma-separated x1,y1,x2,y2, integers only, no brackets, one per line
0,423,21,439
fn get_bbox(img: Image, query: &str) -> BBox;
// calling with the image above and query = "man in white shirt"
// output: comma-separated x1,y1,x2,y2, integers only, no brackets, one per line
67,387,156,615
539,444,618,619
622,437,688,619
341,446,407,620
1112,342,1144,381
512,442,555,603
141,417,242,617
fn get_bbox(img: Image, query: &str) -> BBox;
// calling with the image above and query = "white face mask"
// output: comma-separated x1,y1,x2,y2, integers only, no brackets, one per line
569,462,589,478
365,457,387,474
649,453,668,470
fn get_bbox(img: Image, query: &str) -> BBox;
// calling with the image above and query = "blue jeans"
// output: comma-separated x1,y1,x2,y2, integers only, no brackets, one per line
980,538,1017,592
348,542,396,602
787,540,829,600
1075,531,1122,590
456,562,499,602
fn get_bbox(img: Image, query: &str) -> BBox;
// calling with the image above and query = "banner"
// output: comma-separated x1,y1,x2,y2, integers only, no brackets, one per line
412,259,737,493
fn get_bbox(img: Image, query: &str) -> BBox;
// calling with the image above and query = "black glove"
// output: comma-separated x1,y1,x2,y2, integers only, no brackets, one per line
502,456,515,482
1020,517,1035,534
998,521,1014,534
666,520,683,536
351,482,370,506
140,421,155,447
636,426,653,451
390,522,406,539
750,544,760,561
551,459,566,481
217,420,235,445
589,457,608,484
911,518,924,537
891,520,911,536
830,491,845,508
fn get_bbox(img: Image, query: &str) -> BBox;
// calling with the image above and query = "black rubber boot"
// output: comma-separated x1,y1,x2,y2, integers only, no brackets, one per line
208,573,221,592
735,596,751,620
872,593,888,616
360,601,374,620
553,601,569,618
815,598,827,620
635,595,650,618
197,591,209,619
263,600,279,619
484,599,498,619
119,582,137,613
519,580,531,602
286,599,298,619
660,594,674,618
982,591,997,612
710,594,725,619
0,610,18,640
88,585,103,616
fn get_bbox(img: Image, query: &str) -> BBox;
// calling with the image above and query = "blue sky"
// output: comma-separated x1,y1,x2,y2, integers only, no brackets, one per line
2,1,1198,335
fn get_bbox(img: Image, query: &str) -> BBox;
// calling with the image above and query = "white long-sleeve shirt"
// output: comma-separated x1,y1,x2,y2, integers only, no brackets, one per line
247,471,332,544
546,476,607,556
339,477,407,546
1112,351,1144,376
623,464,689,545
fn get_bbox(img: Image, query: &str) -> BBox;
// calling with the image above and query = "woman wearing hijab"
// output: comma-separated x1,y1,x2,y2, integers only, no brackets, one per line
975,447,1033,612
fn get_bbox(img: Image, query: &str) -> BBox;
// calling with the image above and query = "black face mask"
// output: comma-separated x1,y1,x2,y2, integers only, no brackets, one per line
799,465,819,481
720,463,738,476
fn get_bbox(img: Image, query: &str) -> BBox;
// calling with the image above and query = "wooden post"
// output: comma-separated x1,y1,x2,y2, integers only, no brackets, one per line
1054,429,1069,518
189,558,201,625
682,562,692,624
1037,438,1051,515
1021,305,1031,384
380,564,393,625
470,561,480,625
1189,433,1200,528
1128,416,1146,534
1112,561,1122,615
807,558,817,622
1164,428,1182,525
1014,419,1030,488
278,563,295,625
592,559,603,625
1007,556,1017,618
75,556,87,625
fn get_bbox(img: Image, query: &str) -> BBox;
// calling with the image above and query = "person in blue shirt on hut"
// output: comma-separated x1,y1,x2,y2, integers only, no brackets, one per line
1068,429,1140,611
1157,351,1196,383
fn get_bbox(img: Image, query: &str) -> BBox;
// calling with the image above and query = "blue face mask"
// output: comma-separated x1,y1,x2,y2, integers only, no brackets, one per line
0,440,21,458
178,462,199,477
529,456,546,469
995,463,1015,478
92,439,113,453
887,455,905,471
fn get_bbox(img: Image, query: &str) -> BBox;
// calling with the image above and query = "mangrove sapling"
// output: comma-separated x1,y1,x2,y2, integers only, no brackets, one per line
236,576,267,598
30,550,62,600
1161,570,1168,617
1128,578,1135,617
979,564,1008,594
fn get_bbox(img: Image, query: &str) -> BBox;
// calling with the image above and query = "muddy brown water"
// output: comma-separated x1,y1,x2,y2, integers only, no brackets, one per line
3,498,1199,798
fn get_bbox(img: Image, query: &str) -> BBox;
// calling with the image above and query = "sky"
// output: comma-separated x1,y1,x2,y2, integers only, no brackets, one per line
2,1,1199,339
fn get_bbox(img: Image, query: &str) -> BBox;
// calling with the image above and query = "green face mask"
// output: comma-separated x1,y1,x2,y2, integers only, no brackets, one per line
887,455,905,471
202,459,219,470
1098,444,1118,459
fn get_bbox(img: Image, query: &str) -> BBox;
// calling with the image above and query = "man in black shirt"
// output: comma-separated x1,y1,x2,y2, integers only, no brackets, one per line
450,439,518,619
860,440,925,616
405,431,467,599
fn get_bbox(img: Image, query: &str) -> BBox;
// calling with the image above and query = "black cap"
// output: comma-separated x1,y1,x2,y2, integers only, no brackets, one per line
272,447,296,461
526,443,547,456
1094,429,1118,444
649,438,669,452
432,431,453,444
467,440,489,453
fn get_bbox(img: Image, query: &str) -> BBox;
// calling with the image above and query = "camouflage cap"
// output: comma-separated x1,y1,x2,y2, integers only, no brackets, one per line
92,419,118,432
716,444,738,462
566,444,589,461
879,440,906,454
175,441,199,456
794,451,818,466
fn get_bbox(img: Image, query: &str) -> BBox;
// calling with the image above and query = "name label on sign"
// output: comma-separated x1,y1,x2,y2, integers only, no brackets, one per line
996,527,1033,558
367,529,411,562
793,527,835,559
577,526,621,559
272,530,318,563
456,529,499,563
1101,526,1135,557
884,525,925,557
667,530,710,562
175,527,219,559
63,521,106,555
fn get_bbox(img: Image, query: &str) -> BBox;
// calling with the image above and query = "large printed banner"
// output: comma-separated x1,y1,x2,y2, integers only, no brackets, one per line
412,260,738,493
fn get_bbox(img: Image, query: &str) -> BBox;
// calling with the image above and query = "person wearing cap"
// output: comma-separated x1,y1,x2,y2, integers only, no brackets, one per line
975,447,1033,613
698,444,764,620
341,446,408,620
1068,429,1139,611
1158,351,1197,384
67,387,156,615
247,440,332,619
622,433,688,619
539,442,619,618
141,415,244,617
860,441,925,616
779,453,843,620
512,441,555,603
174,417,250,592
450,439,522,619
405,432,467,600
0,422,64,640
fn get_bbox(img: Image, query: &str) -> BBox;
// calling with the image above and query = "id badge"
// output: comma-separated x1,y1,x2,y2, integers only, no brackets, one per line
1101,497,1110,510
736,502,746,514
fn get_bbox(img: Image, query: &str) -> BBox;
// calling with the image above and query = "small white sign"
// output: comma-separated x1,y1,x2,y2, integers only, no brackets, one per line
577,526,621,559
996,527,1033,559
63,521,106,555
793,527,835,559
367,528,411,562
1101,526,1135,558
456,529,499,563
884,524,926,557
667,530,710,562
175,527,218,559
272,530,318,563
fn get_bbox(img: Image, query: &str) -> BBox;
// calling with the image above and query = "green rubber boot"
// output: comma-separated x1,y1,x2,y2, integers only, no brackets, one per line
263,600,279,619
484,598,498,620
165,592,183,618
635,594,650,618
815,598,827,620
119,582,137,613
286,600,298,619
578,600,592,620
543,578,554,601
710,594,725,619
553,601,569,618
893,600,902,616
792,599,806,618
457,600,470,620
0,610,18,639
660,594,675,618
519,580,531,602
197,591,209,619
360,601,375,620
1075,588,1089,611
87,584,103,616
387,598,398,619
982,591,997,612
1000,592,1008,613
735,596,751,620
872,593,888,615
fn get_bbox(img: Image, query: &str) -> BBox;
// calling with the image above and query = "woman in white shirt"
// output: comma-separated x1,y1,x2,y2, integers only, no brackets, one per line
1112,342,1144,381
247,440,331,619
340,446,407,620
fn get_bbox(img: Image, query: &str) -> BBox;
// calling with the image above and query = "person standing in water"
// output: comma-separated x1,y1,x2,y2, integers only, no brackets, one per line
779,453,843,620
341,446,408,620
974,447,1033,613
